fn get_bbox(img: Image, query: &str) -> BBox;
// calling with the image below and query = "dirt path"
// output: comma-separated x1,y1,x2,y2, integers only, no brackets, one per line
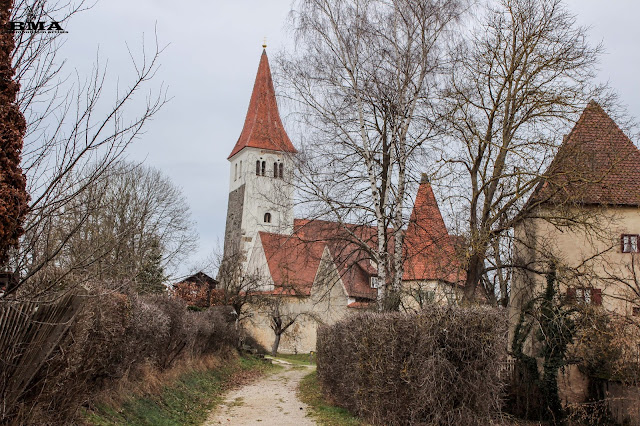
204,359,316,426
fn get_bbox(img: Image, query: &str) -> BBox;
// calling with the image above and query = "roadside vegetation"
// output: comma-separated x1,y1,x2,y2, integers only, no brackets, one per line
298,370,362,426
85,355,276,426
272,352,316,366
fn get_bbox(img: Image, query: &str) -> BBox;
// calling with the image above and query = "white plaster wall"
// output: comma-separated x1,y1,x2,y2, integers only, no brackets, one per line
228,147,295,270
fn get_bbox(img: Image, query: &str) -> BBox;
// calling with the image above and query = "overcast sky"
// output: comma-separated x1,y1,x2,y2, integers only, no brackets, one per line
57,0,640,277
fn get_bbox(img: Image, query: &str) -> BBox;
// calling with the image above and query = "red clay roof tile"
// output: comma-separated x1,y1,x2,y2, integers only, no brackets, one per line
228,50,297,159
403,177,465,284
535,101,640,206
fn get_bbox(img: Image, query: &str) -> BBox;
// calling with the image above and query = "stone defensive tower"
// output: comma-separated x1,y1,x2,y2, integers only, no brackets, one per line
223,49,297,270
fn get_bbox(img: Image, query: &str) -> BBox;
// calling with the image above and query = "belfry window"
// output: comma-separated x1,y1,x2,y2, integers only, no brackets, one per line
234,163,237,181
256,160,260,176
273,162,278,178
261,161,266,176
279,163,284,179
264,212,272,223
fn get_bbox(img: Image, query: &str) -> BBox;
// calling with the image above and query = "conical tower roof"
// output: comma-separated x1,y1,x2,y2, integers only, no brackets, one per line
535,101,640,206
403,174,462,283
228,50,297,159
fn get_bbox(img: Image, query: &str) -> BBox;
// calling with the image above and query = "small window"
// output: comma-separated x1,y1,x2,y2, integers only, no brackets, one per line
234,163,237,181
239,160,242,176
261,161,266,176
279,163,284,179
264,212,271,223
256,160,260,176
273,162,278,178
370,276,379,289
567,287,602,306
622,234,639,253
444,287,456,305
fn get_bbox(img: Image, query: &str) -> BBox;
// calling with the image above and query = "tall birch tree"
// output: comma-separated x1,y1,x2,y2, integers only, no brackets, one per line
280,0,463,310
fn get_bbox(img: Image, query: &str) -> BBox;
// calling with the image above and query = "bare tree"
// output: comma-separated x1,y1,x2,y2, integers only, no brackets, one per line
279,0,464,310
439,0,610,304
257,290,315,356
1,1,167,299
213,250,268,325
17,162,196,297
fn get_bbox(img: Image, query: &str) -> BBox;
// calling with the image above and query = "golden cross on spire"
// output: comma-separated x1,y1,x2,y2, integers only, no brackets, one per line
262,37,267,49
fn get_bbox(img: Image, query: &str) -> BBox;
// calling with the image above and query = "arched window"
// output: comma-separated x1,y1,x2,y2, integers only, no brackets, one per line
279,163,284,179
256,160,260,176
264,212,271,223
234,163,237,181
239,160,242,176
273,162,278,178
261,161,266,176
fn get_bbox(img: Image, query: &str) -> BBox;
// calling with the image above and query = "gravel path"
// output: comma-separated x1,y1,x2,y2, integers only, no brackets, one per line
204,360,316,426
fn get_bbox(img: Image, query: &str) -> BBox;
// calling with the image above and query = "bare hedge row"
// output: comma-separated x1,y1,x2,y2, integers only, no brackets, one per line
316,306,507,425
10,292,238,424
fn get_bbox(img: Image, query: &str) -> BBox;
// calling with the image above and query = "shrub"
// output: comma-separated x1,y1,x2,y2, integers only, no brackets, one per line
7,290,239,424
316,306,507,425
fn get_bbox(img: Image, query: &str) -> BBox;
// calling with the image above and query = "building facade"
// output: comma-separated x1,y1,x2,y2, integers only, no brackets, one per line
220,49,463,353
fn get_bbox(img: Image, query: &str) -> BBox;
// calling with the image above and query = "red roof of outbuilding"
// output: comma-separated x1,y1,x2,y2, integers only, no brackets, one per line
403,176,465,284
228,50,297,159
534,101,640,206
258,219,379,299
259,231,325,296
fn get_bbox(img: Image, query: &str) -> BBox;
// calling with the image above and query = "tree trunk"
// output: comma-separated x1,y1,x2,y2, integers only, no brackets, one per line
271,332,281,357
0,0,29,267
463,253,484,302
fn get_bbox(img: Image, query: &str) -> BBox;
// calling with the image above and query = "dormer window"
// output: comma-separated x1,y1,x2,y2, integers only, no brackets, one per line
622,234,639,253
264,212,272,223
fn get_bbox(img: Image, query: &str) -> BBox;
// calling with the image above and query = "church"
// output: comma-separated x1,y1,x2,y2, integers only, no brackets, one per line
221,48,464,353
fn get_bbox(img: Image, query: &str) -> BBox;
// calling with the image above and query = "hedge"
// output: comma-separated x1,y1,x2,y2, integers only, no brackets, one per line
316,306,507,425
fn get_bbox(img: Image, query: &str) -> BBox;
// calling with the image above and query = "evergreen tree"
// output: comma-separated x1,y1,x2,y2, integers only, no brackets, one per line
136,240,166,294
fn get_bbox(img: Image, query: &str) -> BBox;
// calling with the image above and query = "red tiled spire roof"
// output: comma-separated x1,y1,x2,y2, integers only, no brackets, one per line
535,101,640,206
403,175,464,283
228,50,297,159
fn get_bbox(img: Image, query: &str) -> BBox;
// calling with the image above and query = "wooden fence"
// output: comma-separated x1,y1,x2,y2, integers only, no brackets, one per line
0,292,84,420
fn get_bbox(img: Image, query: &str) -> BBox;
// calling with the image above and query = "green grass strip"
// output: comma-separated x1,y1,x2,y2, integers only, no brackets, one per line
85,356,273,425
298,370,363,426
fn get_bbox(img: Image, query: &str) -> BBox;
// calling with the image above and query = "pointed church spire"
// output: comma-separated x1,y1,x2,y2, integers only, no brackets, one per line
228,50,297,159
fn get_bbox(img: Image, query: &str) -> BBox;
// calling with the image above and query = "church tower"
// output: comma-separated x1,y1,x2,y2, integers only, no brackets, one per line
223,49,297,269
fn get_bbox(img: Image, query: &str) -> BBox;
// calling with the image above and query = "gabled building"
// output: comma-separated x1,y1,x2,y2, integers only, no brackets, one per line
220,49,464,353
509,101,640,407
173,272,218,308
511,101,640,318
